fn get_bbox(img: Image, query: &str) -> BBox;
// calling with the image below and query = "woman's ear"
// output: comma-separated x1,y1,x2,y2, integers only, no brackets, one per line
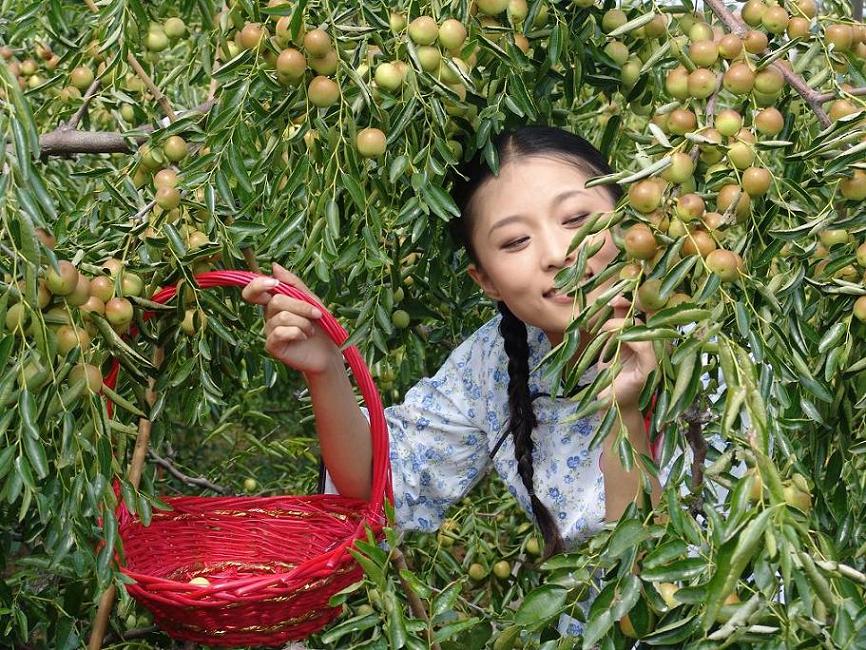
467,263,503,301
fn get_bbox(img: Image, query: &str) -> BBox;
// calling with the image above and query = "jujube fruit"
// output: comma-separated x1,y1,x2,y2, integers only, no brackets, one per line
637,279,666,312
477,0,510,15
438,19,467,51
70,364,103,392
303,29,331,57
57,325,90,355
601,9,627,34
743,167,771,196
70,66,94,90
853,295,866,322
356,128,387,158
841,170,866,201
723,62,755,95
676,193,705,222
624,224,657,260
717,184,751,221
682,229,717,257
46,261,79,296
89,276,115,302
826,24,854,51
755,107,784,135
276,48,306,80
408,16,438,45
105,297,134,326
308,76,340,107
628,180,663,213
706,249,743,282
238,23,268,51
155,186,181,210
375,62,403,91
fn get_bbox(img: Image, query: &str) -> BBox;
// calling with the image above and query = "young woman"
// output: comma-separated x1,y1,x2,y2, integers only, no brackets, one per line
241,126,663,560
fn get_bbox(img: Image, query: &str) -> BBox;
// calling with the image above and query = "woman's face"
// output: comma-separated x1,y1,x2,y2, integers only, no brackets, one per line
466,156,628,347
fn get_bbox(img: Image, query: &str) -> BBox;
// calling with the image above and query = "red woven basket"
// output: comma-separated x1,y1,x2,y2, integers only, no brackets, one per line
103,270,392,647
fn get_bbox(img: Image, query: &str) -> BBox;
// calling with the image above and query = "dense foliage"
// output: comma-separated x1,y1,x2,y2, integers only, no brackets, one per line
3,0,866,648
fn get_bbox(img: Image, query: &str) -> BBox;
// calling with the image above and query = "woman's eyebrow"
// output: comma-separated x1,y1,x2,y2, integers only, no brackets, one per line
487,189,590,237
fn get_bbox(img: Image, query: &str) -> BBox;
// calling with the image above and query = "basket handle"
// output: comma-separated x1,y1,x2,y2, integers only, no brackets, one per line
105,270,393,513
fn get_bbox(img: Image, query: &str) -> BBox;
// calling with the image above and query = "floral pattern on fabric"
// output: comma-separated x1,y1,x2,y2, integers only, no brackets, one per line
327,313,614,549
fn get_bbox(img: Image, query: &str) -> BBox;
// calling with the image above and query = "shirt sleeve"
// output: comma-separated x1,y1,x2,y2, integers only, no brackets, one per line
324,339,492,533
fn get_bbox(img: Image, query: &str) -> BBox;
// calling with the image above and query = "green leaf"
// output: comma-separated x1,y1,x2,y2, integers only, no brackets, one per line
581,609,613,649
431,580,462,620
348,548,386,589
647,307,710,328
433,617,481,643
513,584,568,628
818,322,847,355
320,614,380,645
703,507,775,630
606,519,650,558
22,434,48,480
640,558,707,582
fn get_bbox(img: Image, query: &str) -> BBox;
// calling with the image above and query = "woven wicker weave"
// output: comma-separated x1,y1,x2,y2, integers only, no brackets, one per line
104,271,391,646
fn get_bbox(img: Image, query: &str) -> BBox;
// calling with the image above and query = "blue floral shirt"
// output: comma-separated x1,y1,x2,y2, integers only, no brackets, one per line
326,312,622,549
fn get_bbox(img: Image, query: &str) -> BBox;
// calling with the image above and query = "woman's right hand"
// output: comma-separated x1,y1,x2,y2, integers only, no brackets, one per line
241,262,340,376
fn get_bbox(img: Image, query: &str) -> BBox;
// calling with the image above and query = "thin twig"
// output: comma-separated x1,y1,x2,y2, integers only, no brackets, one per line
390,547,442,650
148,449,230,494
83,0,97,11
101,626,159,644
133,199,157,223
703,0,830,127
815,85,866,103
65,78,101,131
126,53,177,123
690,77,723,165
208,4,229,102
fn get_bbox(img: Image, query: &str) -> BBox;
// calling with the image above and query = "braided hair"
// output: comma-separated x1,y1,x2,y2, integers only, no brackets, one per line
448,126,623,558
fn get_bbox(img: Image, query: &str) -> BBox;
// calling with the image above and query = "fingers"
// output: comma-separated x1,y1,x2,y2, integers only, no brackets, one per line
265,310,316,337
264,293,323,322
241,276,280,306
265,325,309,354
272,262,311,294
597,317,656,369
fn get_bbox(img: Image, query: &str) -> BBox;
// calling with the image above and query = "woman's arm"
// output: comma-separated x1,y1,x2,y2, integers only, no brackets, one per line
305,352,373,501
601,405,662,522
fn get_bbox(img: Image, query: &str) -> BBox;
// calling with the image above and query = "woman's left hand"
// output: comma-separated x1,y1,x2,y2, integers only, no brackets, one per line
596,317,657,408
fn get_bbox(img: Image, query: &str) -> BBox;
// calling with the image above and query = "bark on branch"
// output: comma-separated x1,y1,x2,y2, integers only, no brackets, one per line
683,406,710,516
148,449,230,494
703,0,831,127
36,99,214,157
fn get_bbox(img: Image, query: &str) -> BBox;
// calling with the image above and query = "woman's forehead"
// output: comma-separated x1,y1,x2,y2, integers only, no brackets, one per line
472,157,608,216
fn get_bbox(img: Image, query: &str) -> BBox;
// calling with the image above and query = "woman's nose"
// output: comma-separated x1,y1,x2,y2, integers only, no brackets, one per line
541,230,576,269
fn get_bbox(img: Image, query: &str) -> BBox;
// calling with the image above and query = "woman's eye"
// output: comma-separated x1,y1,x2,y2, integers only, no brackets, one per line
502,215,587,249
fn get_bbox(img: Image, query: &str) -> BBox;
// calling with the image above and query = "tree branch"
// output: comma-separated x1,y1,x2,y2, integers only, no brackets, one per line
703,0,831,127
36,99,214,157
65,78,101,131
148,449,230,494
126,53,177,123
815,85,866,103
682,405,710,516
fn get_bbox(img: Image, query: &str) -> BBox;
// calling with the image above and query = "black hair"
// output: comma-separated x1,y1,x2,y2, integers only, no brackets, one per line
448,125,623,558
